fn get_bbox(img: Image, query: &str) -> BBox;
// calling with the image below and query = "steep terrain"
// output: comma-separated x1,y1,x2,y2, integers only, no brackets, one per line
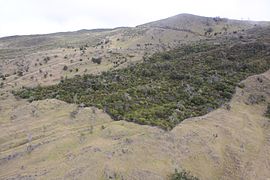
0,14,270,180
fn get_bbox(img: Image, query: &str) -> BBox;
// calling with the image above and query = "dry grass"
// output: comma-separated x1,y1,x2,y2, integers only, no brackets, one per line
0,14,270,179
0,69,270,179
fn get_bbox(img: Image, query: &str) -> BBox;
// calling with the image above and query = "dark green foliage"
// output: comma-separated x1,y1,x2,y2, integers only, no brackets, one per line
14,40,270,129
205,27,213,35
170,169,199,180
92,57,102,64
162,53,172,60
43,56,50,63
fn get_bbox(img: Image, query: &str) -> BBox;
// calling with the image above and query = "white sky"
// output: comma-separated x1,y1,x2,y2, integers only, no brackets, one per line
0,0,269,37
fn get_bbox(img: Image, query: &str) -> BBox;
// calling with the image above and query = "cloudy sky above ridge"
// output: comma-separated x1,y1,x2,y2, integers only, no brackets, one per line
0,0,269,37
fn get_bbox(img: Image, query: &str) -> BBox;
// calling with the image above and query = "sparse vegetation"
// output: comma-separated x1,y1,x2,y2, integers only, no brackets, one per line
170,169,199,180
17,71,23,77
92,57,102,64
43,56,50,63
247,94,265,105
80,46,86,51
205,27,213,35
63,65,68,71
265,103,270,118
70,108,78,118
14,40,270,129
44,73,48,78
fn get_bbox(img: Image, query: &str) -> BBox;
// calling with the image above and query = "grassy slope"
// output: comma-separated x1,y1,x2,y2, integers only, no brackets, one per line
1,69,270,180
0,17,270,179
15,28,270,129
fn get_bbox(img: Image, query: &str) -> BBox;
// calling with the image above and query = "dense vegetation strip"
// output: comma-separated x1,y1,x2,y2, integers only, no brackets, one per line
14,41,270,129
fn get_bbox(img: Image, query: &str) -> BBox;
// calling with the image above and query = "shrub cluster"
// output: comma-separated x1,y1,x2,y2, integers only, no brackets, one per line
170,169,199,180
14,40,270,129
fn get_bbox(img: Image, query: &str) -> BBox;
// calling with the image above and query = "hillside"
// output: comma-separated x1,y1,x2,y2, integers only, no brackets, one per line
140,13,257,34
1,14,268,89
0,14,270,180
14,28,270,129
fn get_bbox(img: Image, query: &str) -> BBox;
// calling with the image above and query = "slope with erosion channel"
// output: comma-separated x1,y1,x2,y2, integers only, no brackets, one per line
15,27,270,129
1,61,270,180
0,15,270,180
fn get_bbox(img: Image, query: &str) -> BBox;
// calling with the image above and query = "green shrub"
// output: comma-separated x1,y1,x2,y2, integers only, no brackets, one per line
162,53,172,60
170,169,199,180
92,57,102,64
43,56,50,63
63,65,68,71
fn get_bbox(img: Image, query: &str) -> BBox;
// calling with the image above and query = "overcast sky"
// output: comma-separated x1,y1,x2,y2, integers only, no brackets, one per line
0,0,270,37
